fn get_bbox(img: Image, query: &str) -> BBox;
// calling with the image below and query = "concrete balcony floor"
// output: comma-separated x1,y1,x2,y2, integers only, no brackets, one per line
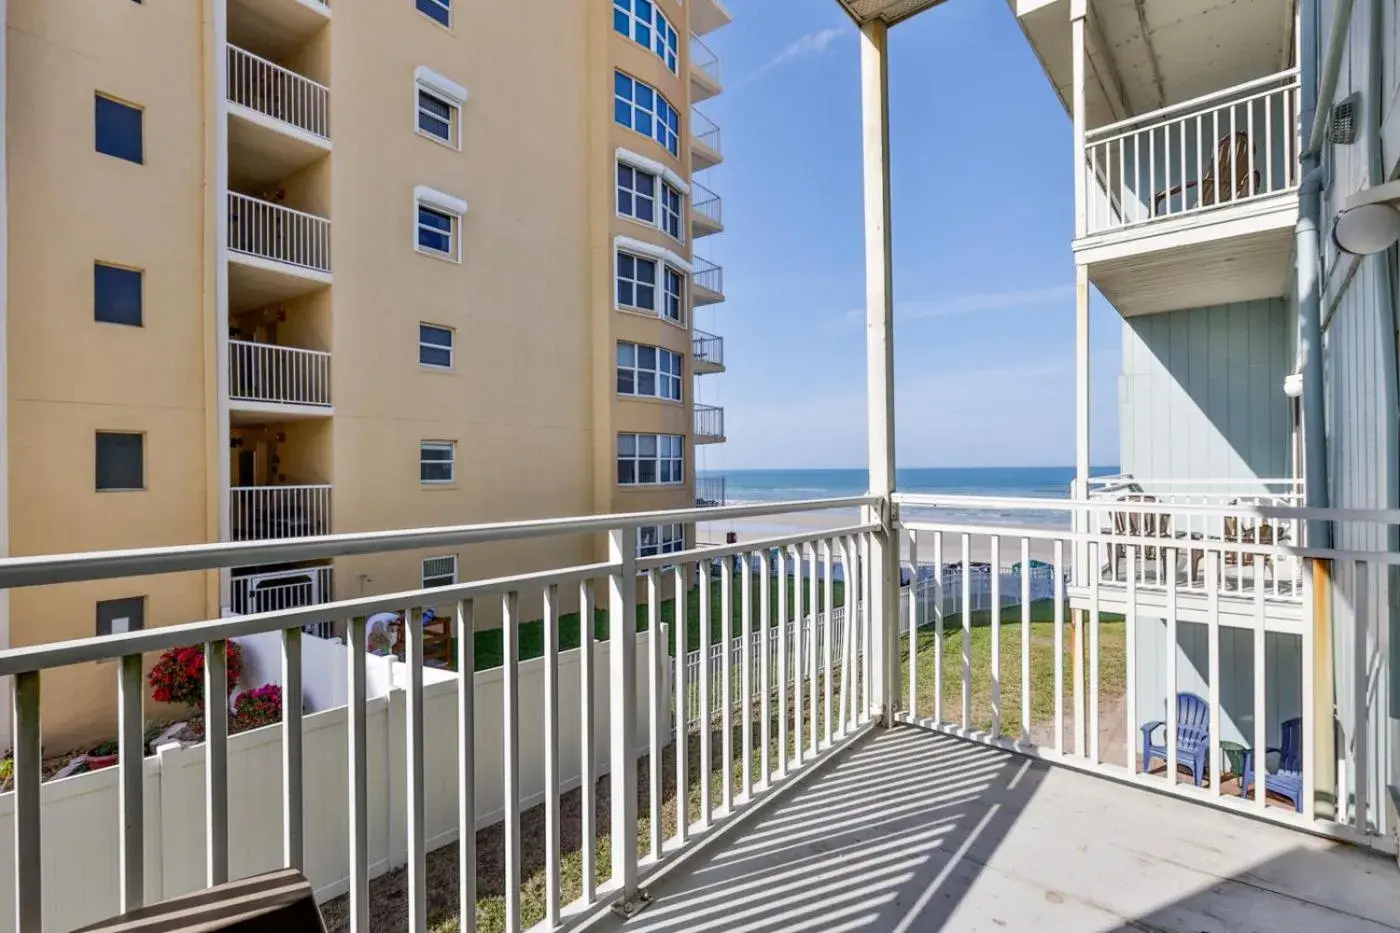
592,726,1400,933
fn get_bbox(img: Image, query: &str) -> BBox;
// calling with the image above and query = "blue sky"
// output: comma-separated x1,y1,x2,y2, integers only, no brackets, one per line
689,0,1121,470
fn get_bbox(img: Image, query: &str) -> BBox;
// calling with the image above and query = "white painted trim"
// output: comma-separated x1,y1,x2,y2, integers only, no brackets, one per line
226,250,334,285
615,147,689,196
227,103,332,151
215,0,232,615
413,66,468,107
0,0,10,748
413,185,468,218
613,235,692,274
1073,196,1299,266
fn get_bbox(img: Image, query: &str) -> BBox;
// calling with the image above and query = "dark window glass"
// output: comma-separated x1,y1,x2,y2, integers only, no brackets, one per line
417,0,450,26
96,432,144,490
95,95,143,164
97,596,145,637
94,264,142,326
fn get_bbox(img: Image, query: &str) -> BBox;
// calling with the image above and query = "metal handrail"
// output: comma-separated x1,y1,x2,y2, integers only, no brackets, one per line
692,182,722,225
1086,69,1298,141
691,35,720,83
691,108,721,153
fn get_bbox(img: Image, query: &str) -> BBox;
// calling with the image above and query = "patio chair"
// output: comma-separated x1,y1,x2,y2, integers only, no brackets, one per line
1140,691,1210,786
1190,499,1288,587
1108,494,1171,582
1153,131,1259,215
1240,716,1303,812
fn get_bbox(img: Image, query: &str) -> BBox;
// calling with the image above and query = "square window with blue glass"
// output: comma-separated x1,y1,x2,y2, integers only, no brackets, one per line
417,0,450,27
95,95,143,164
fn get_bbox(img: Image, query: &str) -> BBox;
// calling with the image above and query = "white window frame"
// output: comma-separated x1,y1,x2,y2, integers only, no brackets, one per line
414,185,468,262
617,341,682,402
416,0,451,29
617,433,685,486
616,250,659,313
637,523,685,559
422,554,458,588
663,266,686,325
420,440,456,485
616,163,658,226
414,67,467,150
419,322,454,369
613,236,691,326
614,71,680,158
660,181,684,244
613,0,679,74
615,150,688,245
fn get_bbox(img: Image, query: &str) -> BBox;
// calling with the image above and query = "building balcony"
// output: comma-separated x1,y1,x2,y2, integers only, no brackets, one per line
693,403,725,443
692,329,724,374
230,563,335,638
692,257,723,305
691,181,723,238
228,0,329,61
695,474,726,507
1078,70,1301,317
691,108,722,170
690,36,722,103
690,0,732,36
227,191,332,312
228,339,333,420
229,483,332,541
226,44,330,189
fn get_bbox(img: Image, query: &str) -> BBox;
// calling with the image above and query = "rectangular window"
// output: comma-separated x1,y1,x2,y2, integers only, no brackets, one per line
417,88,457,146
614,0,678,74
96,431,144,491
614,71,679,157
617,433,684,486
94,263,143,327
417,205,456,259
664,267,685,323
417,0,450,27
638,523,685,558
97,596,146,637
617,342,682,401
420,441,455,484
616,164,656,224
95,94,143,164
661,183,683,242
419,323,453,368
422,555,458,588
616,251,658,311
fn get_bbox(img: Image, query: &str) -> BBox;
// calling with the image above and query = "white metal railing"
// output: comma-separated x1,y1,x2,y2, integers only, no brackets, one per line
226,44,330,140
229,339,332,408
228,192,332,274
1083,70,1300,234
892,491,1395,846
692,328,723,367
695,474,726,507
231,565,335,638
230,485,332,541
692,181,722,227
691,108,721,155
691,36,720,83
0,496,877,932
1085,476,1305,600
694,403,724,439
693,257,723,295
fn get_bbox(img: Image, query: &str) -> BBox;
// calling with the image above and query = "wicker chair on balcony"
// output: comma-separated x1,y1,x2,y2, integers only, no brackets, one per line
1107,494,1172,584
1153,131,1260,216
1189,498,1289,590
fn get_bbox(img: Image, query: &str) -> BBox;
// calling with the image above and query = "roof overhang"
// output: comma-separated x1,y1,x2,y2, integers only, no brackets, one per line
835,0,954,27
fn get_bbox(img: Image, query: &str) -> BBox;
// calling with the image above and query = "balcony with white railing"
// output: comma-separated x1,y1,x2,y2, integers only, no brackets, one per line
1078,70,1301,316
694,474,726,507
230,564,335,638
0,496,1392,933
693,403,725,443
229,339,332,415
227,191,332,311
690,108,722,170
229,483,332,541
692,328,724,374
690,35,722,102
691,181,723,237
226,44,331,187
692,256,723,304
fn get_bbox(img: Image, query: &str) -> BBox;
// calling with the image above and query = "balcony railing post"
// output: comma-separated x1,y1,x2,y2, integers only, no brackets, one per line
607,526,643,915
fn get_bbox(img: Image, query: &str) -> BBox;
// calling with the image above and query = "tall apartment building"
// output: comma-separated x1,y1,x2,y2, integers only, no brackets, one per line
0,0,730,747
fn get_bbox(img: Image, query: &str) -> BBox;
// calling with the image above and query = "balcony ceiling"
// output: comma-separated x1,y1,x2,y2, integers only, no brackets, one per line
1011,0,1296,129
835,0,953,26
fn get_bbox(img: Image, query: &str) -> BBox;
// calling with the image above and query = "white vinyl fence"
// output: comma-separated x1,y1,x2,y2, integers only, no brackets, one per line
0,634,662,933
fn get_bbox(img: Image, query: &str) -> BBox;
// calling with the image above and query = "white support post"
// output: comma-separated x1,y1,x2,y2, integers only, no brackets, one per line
608,527,641,914
860,17,899,728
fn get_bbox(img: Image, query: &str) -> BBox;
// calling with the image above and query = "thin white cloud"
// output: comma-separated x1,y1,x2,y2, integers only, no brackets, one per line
732,27,849,90
839,284,1074,325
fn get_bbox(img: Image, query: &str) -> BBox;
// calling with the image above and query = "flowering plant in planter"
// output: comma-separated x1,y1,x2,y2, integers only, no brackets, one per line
148,642,243,711
231,683,282,733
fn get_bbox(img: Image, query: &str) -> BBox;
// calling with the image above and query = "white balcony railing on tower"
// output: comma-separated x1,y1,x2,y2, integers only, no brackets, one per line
691,35,721,83
230,565,335,638
692,181,722,226
691,108,721,154
228,192,332,274
229,485,332,541
694,403,725,439
226,44,331,140
229,340,332,408
695,474,726,507
692,329,723,367
1083,70,1300,234
693,257,723,295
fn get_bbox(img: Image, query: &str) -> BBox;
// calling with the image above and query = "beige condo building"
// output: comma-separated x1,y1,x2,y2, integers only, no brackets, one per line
1,0,731,748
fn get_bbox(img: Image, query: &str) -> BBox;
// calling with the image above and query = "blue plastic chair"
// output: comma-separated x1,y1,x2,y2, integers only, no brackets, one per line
1140,692,1210,786
1240,717,1303,812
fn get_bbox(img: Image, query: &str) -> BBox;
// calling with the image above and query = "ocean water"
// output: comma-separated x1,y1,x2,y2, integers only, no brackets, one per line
702,466,1119,528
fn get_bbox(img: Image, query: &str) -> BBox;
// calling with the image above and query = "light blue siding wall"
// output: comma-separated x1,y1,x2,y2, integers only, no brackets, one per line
1120,300,1294,485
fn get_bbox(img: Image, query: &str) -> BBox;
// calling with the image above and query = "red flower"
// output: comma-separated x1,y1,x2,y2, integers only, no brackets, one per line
148,642,244,711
